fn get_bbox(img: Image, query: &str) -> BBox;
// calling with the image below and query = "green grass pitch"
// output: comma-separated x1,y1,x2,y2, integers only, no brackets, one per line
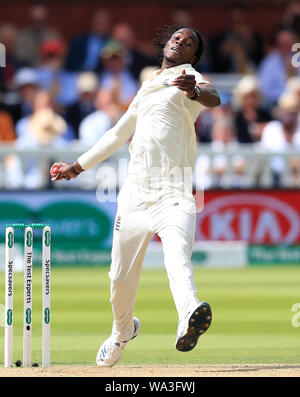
0,266,300,366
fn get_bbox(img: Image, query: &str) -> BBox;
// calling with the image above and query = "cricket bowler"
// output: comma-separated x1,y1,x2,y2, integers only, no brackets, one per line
51,25,221,367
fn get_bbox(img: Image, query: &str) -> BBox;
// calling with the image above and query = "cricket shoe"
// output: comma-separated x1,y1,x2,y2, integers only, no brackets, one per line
96,317,141,367
175,301,212,352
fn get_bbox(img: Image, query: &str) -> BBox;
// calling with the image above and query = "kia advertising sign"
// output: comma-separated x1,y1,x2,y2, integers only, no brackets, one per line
195,190,300,245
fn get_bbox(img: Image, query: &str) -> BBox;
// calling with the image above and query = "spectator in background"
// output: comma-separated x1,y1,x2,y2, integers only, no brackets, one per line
0,100,18,189
79,89,113,147
0,24,22,93
208,3,264,73
286,76,300,99
258,28,300,109
92,87,122,126
210,117,249,188
285,76,300,133
15,3,61,67
65,72,98,139
233,75,271,143
0,106,18,189
35,38,78,110
65,9,112,71
112,22,158,81
12,90,73,189
277,1,300,40
287,156,300,187
231,155,249,188
16,89,74,144
194,116,244,189
261,92,300,187
171,7,194,26
195,97,234,143
0,108,16,142
210,116,237,150
5,67,40,125
99,40,138,113
194,108,214,143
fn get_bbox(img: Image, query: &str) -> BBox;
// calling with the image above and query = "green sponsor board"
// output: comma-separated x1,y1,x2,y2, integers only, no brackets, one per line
49,248,112,266
191,250,208,265
0,192,117,266
38,201,112,265
249,245,300,265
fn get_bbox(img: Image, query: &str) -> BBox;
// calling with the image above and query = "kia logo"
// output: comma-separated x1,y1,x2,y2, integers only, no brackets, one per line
196,194,300,244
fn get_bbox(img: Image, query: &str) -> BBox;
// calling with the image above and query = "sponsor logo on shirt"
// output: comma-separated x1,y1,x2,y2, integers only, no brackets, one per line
115,216,121,231
163,79,173,87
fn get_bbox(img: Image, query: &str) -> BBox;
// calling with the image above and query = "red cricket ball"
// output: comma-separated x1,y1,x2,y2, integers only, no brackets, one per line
50,165,60,177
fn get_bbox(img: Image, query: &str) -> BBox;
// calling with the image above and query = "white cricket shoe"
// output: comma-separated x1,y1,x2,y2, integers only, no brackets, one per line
175,301,212,352
96,317,141,367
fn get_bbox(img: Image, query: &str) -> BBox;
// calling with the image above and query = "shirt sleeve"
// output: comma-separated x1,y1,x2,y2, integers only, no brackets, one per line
77,106,137,170
126,91,139,116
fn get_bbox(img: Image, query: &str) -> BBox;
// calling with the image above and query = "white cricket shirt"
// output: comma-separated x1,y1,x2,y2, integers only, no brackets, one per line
78,63,209,193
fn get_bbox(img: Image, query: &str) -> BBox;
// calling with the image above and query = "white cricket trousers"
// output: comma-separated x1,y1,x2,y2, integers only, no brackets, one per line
109,176,200,342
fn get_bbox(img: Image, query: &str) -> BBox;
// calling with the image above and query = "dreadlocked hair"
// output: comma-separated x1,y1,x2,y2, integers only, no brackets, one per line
152,24,204,67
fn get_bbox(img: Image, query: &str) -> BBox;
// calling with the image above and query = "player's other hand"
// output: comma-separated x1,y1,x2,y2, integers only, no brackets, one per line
172,69,196,98
50,161,79,182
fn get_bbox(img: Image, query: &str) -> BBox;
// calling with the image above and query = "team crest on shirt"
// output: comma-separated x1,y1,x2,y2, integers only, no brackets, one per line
115,216,121,231
163,79,173,87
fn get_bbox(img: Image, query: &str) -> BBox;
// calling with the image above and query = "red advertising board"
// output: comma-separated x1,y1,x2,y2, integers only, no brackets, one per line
195,190,300,245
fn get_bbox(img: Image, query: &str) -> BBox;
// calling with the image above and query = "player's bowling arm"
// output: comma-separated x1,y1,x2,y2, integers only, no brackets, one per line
193,83,221,108
172,71,220,108
77,110,137,170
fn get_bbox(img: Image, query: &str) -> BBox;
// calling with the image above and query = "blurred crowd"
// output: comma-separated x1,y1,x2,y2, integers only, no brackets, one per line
0,2,300,189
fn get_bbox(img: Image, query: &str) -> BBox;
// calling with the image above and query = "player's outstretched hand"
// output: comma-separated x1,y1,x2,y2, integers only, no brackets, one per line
50,161,81,182
172,69,196,98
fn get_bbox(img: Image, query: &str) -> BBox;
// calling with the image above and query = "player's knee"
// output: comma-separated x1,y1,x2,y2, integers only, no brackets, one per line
108,268,129,284
109,270,122,283
164,256,192,271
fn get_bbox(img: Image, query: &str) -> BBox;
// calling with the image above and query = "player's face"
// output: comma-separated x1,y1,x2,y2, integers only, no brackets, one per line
163,28,198,66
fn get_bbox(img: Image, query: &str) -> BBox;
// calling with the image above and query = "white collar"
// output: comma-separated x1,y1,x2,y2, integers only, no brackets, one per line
151,63,192,79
